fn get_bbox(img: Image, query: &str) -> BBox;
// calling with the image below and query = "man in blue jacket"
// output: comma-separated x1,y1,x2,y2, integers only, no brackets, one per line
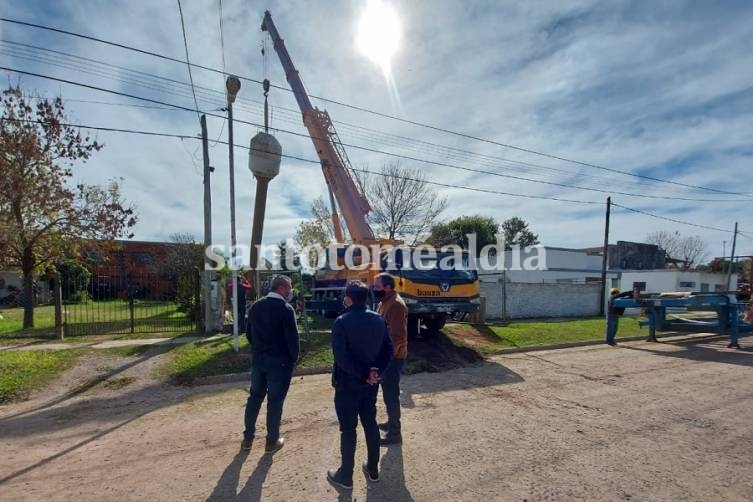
242,275,299,454
327,281,394,490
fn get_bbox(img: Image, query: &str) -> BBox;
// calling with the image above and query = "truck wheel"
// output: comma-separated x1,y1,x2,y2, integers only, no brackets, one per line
421,316,447,336
407,314,420,339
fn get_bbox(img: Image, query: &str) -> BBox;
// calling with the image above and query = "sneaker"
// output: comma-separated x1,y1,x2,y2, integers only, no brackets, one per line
241,438,253,451
265,438,285,454
327,468,353,490
606,341,617,346
379,433,402,446
727,342,741,349
645,336,658,342
362,461,379,483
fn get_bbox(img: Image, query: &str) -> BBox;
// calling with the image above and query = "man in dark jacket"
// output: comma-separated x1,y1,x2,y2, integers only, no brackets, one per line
327,281,393,490
606,287,635,345
242,275,299,454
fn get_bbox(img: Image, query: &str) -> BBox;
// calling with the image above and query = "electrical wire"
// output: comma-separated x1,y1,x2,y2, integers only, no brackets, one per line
1,16,748,197
611,202,732,233
3,38,749,201
4,64,752,206
175,0,201,122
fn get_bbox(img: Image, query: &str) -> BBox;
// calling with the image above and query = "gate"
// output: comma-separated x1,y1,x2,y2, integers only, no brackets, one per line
62,264,198,337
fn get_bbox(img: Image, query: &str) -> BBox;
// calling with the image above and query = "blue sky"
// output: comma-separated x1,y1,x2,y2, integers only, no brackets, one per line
1,0,752,258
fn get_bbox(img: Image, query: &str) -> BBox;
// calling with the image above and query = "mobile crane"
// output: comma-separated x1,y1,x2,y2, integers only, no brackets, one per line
262,11,479,334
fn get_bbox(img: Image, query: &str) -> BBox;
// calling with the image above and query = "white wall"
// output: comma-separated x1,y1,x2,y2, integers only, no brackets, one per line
481,280,601,319
480,247,617,285
619,270,736,293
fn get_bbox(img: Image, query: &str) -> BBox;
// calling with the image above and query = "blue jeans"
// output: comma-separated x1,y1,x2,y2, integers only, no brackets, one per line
380,357,405,436
243,352,293,443
334,382,380,480
606,315,619,344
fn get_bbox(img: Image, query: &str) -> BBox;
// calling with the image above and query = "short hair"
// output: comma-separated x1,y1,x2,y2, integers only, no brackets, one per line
375,272,395,289
345,281,369,305
270,275,292,292
610,288,620,295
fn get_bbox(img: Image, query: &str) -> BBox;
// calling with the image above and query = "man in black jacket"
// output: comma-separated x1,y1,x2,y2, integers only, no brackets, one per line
327,281,393,490
242,275,299,454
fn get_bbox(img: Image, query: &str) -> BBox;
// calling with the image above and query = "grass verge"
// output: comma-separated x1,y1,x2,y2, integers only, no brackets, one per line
444,316,646,354
161,331,333,385
0,349,81,403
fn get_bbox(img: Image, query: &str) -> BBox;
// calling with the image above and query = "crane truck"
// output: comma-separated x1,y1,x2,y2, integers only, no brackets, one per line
261,11,480,335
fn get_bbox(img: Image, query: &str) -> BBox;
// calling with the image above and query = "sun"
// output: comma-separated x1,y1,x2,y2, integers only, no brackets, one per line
357,0,401,75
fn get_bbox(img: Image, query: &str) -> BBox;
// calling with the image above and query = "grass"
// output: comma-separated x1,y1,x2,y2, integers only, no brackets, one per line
163,330,333,385
0,301,191,339
444,316,646,354
0,349,81,403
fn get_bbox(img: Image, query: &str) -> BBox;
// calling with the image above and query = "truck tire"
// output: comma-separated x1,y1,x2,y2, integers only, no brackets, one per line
421,316,447,336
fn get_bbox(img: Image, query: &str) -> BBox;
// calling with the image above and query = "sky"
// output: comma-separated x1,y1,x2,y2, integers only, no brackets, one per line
2,0,753,260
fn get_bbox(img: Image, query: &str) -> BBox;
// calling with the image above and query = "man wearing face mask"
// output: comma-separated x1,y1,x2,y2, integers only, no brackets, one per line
241,275,299,454
373,272,408,445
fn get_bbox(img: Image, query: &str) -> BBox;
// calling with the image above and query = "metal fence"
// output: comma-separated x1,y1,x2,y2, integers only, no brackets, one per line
62,266,197,336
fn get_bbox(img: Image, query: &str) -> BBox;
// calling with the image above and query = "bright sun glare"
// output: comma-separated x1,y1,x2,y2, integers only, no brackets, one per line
357,0,401,75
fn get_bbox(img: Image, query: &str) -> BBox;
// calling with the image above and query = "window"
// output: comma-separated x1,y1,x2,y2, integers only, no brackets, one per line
700,283,709,292
679,281,695,288
131,252,154,266
714,284,726,292
632,282,646,291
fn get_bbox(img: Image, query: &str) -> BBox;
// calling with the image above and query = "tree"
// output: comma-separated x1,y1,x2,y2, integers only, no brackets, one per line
164,233,203,312
294,196,335,248
362,161,447,245
645,231,709,270
0,86,136,328
426,215,499,255
276,239,300,271
501,217,539,250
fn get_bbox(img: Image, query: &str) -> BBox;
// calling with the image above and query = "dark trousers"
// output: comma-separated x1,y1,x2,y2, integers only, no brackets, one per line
380,357,405,436
334,382,380,479
606,315,619,344
243,353,293,443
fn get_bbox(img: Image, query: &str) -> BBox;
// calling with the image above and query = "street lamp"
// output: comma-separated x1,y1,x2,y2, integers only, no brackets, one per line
226,75,241,351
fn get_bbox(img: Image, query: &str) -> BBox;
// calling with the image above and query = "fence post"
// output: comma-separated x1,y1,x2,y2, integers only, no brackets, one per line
53,272,63,340
129,295,135,334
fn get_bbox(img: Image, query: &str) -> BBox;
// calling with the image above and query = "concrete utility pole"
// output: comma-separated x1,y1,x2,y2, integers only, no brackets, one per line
599,196,611,316
726,222,738,292
226,76,241,351
201,115,213,335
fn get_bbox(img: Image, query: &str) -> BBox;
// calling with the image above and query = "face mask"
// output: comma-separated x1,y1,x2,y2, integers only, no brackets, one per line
373,289,386,300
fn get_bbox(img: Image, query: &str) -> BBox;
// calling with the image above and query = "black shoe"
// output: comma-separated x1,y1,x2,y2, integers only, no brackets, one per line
362,461,379,483
327,468,353,490
241,438,253,451
378,422,389,432
265,438,285,454
606,341,616,346
727,342,741,349
645,336,658,342
380,433,402,446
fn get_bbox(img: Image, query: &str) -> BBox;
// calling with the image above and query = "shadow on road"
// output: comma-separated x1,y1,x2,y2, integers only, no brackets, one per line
623,336,753,368
365,445,414,502
205,450,274,502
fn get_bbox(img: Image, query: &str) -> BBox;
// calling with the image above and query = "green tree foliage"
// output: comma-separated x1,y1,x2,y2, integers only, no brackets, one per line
501,217,539,250
0,86,137,328
426,215,499,254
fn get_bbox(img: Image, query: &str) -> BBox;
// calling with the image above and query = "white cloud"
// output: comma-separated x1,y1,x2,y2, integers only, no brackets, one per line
2,0,752,259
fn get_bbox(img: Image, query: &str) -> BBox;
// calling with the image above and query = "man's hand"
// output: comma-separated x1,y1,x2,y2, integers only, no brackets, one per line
367,368,380,385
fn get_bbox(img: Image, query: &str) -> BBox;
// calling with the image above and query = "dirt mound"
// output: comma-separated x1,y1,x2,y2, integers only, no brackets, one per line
406,332,484,374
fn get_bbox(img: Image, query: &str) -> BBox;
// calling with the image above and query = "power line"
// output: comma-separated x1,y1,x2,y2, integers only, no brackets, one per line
12,114,745,234
611,202,732,233
175,0,200,122
1,16,748,197
8,117,603,205
5,65,752,206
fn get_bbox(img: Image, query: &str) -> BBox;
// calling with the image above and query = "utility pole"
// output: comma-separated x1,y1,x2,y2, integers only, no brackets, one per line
726,222,738,292
226,76,241,351
599,196,611,316
201,115,213,335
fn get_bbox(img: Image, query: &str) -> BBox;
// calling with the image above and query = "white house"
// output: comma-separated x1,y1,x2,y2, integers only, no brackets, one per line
479,246,619,285
618,269,736,294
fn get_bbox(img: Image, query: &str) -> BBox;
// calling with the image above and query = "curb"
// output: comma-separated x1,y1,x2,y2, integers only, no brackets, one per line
192,366,331,386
